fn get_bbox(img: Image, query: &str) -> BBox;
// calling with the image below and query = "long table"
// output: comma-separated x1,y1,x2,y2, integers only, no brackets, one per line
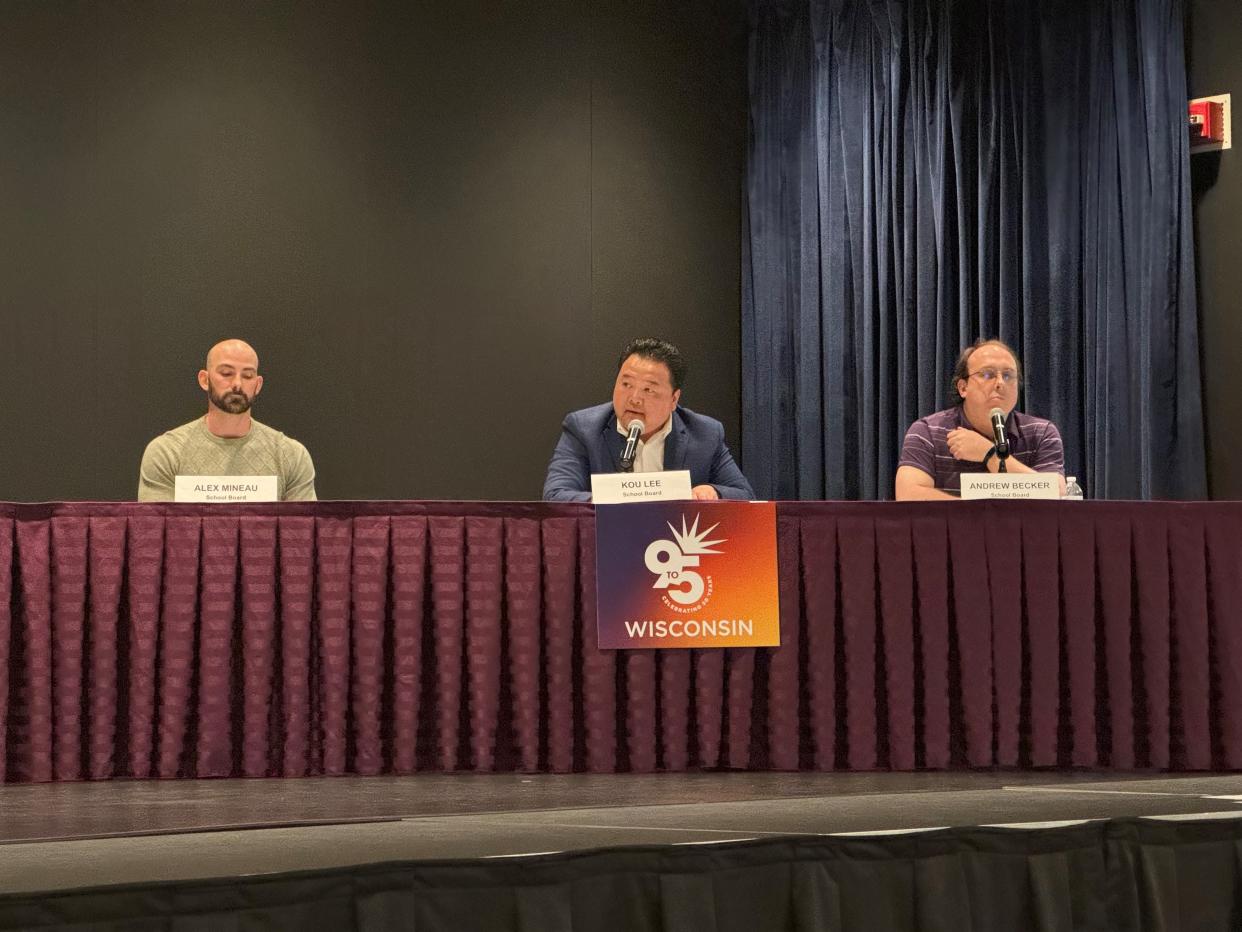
0,500,1237,782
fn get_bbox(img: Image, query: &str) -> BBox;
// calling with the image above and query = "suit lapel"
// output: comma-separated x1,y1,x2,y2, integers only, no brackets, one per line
664,411,689,471
603,417,625,471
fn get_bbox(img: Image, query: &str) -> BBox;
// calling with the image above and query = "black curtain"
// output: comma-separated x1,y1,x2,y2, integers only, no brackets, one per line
2,818,1241,930
742,0,1205,501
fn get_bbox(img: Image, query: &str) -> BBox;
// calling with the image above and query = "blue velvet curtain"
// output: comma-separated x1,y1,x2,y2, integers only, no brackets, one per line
742,0,1205,500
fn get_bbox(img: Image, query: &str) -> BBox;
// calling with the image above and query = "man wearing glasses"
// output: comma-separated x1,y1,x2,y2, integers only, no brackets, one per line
894,338,1065,500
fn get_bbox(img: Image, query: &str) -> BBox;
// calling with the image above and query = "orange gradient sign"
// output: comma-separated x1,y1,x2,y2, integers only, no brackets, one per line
595,501,780,649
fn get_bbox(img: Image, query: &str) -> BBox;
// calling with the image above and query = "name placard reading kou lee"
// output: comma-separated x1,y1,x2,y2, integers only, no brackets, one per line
591,469,692,504
174,475,279,503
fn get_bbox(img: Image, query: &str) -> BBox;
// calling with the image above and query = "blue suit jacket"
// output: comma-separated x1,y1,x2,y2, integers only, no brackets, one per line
542,403,755,502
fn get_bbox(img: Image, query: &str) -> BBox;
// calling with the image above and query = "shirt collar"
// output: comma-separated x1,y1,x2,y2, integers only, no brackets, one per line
616,413,674,444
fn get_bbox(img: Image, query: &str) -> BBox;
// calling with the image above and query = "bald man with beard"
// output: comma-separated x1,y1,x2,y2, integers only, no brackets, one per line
137,339,316,501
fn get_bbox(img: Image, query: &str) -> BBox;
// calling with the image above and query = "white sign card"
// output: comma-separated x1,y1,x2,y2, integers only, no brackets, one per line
960,473,1061,500
174,475,279,503
591,469,693,504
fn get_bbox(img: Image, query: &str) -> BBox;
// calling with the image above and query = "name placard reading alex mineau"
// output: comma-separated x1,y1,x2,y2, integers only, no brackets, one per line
960,473,1061,500
594,500,780,649
174,475,278,503
591,469,692,504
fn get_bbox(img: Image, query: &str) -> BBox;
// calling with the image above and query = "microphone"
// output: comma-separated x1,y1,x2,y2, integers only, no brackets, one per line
989,407,1010,457
620,419,644,473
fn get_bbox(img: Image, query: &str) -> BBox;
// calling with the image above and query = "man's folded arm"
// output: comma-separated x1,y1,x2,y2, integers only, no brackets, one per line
542,425,593,503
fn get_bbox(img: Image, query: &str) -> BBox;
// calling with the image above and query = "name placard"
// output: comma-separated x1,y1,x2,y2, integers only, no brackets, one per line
174,475,279,503
591,469,692,504
960,473,1061,500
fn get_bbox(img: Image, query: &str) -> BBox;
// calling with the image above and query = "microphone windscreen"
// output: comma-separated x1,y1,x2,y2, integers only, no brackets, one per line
989,407,1004,421
626,419,645,434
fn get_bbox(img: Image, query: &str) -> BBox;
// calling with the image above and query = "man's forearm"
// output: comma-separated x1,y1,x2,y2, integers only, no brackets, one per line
894,465,957,501
895,484,958,501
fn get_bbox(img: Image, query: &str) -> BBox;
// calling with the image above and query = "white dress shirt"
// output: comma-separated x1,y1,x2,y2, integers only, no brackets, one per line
616,414,674,474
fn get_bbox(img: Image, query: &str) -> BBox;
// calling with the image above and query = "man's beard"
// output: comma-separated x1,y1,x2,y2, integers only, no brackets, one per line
210,388,253,415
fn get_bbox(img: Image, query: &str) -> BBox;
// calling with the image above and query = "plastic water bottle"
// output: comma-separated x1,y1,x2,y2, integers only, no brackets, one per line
1063,476,1084,501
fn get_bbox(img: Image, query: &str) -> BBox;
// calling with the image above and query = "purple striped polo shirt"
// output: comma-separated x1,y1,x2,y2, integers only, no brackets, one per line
898,406,1065,494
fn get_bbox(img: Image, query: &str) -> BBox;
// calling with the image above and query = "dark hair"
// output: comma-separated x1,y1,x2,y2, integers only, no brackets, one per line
949,338,1022,403
617,338,686,391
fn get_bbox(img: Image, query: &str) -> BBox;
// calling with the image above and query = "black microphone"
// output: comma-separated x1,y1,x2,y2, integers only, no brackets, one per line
989,407,1010,457
619,419,644,473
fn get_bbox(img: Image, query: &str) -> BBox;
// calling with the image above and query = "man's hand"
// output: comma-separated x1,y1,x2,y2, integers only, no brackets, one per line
691,484,720,501
946,427,994,464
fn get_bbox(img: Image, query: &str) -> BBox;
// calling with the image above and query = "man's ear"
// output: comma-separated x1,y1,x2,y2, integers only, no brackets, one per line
253,375,264,397
198,370,210,392
672,388,681,407
955,379,967,399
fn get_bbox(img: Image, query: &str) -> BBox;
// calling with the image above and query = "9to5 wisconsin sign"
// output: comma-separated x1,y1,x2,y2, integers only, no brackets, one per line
594,501,780,649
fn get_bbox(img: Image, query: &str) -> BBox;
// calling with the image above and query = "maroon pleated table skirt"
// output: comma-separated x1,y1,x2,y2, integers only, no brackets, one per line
0,499,1238,783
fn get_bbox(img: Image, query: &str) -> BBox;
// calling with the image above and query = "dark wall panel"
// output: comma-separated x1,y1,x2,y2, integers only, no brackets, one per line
587,0,745,433
1190,0,1242,499
0,0,745,501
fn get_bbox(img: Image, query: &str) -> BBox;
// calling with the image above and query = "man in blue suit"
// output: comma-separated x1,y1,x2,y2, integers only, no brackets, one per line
543,338,755,502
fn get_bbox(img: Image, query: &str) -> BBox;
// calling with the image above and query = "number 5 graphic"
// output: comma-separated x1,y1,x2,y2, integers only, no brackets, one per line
644,540,704,605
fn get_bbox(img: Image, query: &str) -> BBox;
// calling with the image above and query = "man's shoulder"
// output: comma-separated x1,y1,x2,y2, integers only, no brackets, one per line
145,419,203,453
249,420,312,456
907,407,959,434
563,402,615,433
1011,410,1056,427
672,406,725,437
1011,410,1061,435
1010,410,1062,448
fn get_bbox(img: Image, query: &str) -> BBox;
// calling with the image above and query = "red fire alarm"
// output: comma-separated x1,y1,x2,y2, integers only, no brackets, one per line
1189,101,1221,142
1189,94,1232,152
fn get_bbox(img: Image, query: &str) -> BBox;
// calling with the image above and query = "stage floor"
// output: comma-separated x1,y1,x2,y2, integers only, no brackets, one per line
3,771,1242,894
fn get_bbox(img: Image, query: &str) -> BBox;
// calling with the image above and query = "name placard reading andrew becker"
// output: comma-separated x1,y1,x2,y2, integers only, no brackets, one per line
594,500,779,649
960,473,1061,500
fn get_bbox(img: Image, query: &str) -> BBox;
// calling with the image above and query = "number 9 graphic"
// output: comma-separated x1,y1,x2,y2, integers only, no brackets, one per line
644,540,704,605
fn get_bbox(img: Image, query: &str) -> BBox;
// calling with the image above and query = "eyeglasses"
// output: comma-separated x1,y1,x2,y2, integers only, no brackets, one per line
968,368,1018,385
